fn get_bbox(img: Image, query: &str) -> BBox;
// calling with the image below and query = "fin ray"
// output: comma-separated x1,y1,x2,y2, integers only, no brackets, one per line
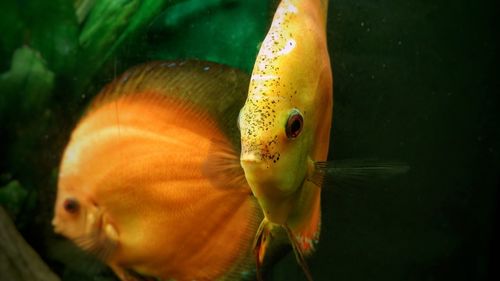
253,220,270,281
313,159,409,188
89,60,250,146
74,230,117,262
202,139,249,190
308,161,328,187
284,224,314,281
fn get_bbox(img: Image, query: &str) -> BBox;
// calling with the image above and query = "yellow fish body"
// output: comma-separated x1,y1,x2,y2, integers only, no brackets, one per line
52,61,262,281
238,0,332,278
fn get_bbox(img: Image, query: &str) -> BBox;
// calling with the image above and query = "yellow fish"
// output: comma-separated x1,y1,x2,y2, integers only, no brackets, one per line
52,61,262,281
238,0,332,279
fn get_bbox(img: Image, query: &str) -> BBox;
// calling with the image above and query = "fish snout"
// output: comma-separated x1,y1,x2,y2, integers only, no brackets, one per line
241,141,271,164
240,150,263,165
52,217,61,233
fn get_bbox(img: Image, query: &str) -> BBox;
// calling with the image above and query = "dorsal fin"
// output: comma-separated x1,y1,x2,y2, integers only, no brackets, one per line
87,60,250,146
82,60,251,192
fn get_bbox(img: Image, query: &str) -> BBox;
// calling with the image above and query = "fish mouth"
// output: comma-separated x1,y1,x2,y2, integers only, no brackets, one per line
240,150,267,169
52,217,61,233
240,152,262,164
241,151,277,187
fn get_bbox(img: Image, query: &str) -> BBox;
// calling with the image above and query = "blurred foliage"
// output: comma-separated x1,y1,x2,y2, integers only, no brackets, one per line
0,180,28,218
0,0,270,280
76,0,172,87
142,0,268,72
0,46,54,116
0,47,54,179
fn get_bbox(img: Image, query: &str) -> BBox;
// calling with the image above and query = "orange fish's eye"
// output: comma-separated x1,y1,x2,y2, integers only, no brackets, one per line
285,109,303,139
63,198,80,214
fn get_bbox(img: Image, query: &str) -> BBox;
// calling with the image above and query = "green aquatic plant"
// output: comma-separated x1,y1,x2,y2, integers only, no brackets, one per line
0,180,29,218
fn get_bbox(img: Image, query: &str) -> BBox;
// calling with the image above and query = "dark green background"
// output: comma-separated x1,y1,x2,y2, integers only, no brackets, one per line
0,0,498,280
309,1,498,281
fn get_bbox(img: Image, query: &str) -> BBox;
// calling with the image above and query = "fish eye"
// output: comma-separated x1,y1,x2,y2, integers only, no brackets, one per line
285,109,303,139
63,198,80,214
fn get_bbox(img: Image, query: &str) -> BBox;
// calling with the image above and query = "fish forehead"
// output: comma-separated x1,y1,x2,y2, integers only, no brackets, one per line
241,1,310,151
244,0,324,111
241,0,330,154
252,0,322,77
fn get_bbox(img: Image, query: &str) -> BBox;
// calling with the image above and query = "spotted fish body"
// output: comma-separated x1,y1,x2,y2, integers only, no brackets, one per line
52,61,262,281
239,0,332,268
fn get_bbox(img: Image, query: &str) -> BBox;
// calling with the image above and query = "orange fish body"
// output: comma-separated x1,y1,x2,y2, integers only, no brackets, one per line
52,62,261,281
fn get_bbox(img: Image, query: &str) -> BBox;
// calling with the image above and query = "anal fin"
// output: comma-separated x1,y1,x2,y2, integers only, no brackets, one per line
253,220,315,281
284,224,314,281
253,219,272,281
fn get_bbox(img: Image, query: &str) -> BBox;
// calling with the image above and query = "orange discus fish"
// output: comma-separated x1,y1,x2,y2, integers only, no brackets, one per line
52,61,262,281
238,0,332,280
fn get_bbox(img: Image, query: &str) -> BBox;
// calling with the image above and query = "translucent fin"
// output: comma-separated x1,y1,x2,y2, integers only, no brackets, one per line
217,190,264,281
109,264,157,281
284,224,314,281
315,159,410,188
253,219,271,281
308,161,328,187
87,60,250,145
123,268,157,281
203,139,249,190
73,231,117,262
73,210,118,262
253,220,314,281
72,235,116,278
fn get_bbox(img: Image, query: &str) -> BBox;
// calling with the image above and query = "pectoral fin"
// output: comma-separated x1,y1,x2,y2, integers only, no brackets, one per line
75,209,118,262
309,159,410,188
202,139,250,191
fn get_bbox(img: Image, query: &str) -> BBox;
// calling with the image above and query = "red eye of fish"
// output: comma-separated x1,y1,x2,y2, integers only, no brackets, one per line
63,198,80,214
285,109,303,139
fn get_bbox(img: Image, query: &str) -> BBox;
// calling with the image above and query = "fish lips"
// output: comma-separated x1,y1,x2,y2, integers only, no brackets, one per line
241,155,295,197
52,217,62,233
